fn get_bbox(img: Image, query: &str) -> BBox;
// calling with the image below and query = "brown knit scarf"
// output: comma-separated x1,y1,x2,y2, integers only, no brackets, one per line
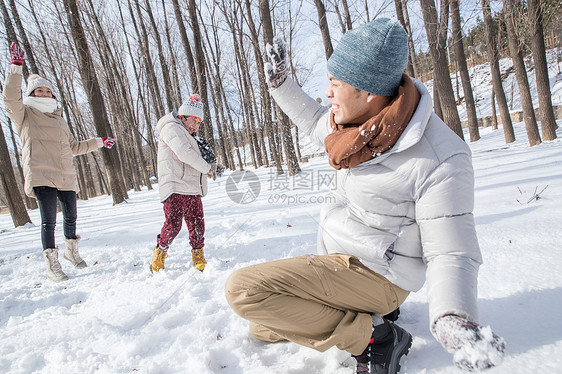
325,74,420,170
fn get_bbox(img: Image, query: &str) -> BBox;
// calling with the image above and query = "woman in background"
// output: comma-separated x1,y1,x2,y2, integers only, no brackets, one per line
3,43,115,282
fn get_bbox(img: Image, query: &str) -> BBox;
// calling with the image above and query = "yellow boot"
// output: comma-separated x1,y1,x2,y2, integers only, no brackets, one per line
150,245,168,272
191,248,207,271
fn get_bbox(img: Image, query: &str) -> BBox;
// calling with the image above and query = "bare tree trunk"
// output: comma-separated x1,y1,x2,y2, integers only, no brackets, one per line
203,55,230,167
216,0,250,170
82,154,97,197
313,0,334,59
259,0,300,175
244,0,282,173
394,0,414,77
0,122,31,227
92,153,109,195
341,0,353,30
161,0,183,108
451,0,480,141
7,0,40,75
63,0,128,204
129,0,165,119
84,0,150,192
328,0,347,34
5,115,36,209
503,0,542,146
171,0,199,93
420,0,464,139
433,81,443,120
215,67,242,170
144,0,174,112
196,2,232,169
0,0,28,79
481,0,515,143
74,156,89,200
491,90,498,130
400,0,418,77
187,0,215,149
116,0,158,177
527,0,557,141
117,61,153,191
234,2,263,167
209,88,230,169
277,108,301,175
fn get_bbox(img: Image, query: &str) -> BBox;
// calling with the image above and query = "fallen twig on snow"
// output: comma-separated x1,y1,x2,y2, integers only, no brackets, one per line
516,185,549,204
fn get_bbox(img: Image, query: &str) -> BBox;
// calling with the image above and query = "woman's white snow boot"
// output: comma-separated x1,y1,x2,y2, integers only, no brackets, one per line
63,235,87,268
43,248,69,282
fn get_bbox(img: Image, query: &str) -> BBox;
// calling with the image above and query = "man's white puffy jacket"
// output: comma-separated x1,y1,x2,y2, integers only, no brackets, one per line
156,112,211,202
271,77,483,328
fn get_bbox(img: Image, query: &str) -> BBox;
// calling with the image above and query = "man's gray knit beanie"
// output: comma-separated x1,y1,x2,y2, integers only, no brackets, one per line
327,18,409,97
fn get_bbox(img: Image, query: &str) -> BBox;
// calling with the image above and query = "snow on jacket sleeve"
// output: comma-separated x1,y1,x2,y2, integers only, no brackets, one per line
416,151,483,329
270,77,331,147
160,121,211,174
3,64,25,131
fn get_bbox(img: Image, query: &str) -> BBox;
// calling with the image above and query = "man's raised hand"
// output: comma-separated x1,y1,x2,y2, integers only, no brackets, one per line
264,37,288,89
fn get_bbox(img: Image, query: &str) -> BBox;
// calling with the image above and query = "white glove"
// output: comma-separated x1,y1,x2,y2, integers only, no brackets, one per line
434,315,505,371
264,36,288,89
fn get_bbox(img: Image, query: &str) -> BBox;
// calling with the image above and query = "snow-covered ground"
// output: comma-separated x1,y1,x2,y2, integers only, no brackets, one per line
1,53,562,373
1,119,561,373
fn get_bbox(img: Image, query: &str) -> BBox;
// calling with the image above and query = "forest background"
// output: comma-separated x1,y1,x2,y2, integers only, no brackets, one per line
0,0,560,227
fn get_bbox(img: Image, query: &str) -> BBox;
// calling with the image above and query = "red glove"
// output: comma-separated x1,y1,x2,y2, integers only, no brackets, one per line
10,43,25,66
102,137,115,148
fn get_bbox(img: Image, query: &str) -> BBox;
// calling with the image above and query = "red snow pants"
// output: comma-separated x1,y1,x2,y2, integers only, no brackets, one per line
157,193,205,249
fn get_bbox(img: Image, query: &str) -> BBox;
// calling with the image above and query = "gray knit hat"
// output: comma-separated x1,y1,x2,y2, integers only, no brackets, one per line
178,94,204,121
327,18,409,97
26,74,55,97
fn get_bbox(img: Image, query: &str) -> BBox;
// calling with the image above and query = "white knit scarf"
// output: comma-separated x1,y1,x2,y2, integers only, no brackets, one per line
23,96,58,114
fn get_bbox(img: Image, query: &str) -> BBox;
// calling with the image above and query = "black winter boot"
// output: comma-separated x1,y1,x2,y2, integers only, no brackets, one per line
353,319,412,374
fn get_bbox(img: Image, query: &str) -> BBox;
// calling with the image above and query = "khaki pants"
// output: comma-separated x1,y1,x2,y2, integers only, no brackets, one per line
225,254,409,355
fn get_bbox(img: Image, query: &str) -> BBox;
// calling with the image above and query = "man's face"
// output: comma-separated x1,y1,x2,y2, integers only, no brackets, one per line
180,115,202,134
325,74,371,125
